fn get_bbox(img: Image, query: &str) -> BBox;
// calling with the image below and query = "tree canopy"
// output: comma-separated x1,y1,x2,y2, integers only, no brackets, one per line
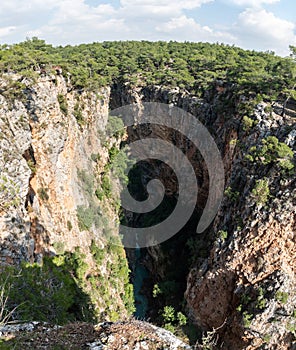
0,38,295,99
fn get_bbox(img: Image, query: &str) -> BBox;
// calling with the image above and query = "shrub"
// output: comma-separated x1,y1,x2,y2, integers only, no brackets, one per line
247,136,294,172
0,175,21,211
73,102,84,126
251,179,270,205
27,159,36,174
37,187,49,201
153,284,162,298
106,115,125,138
90,240,105,265
275,291,289,304
0,257,94,325
57,94,68,115
218,230,228,242
162,305,176,323
76,205,94,231
224,186,240,202
256,287,267,310
101,175,112,198
242,311,253,328
242,115,256,132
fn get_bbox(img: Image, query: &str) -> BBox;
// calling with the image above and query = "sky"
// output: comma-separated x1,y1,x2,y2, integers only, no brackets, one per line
0,0,295,56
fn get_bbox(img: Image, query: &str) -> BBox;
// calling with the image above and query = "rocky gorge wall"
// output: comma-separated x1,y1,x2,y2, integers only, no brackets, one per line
110,82,296,349
0,73,133,322
0,73,295,349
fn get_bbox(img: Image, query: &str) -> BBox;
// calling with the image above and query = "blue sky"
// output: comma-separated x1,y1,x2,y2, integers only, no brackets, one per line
0,0,295,56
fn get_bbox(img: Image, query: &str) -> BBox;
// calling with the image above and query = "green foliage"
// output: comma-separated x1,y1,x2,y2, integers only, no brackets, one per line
248,136,294,172
251,178,270,205
242,311,253,328
101,175,112,198
224,186,240,202
57,94,68,115
37,187,49,201
177,311,187,326
256,287,267,310
73,102,84,126
110,147,133,185
160,305,187,332
76,205,95,231
152,284,162,298
218,230,228,242
275,291,289,304
95,188,104,200
0,175,21,211
0,256,94,325
286,321,296,337
106,115,125,138
242,115,256,132
1,39,295,100
162,305,176,323
90,240,105,265
27,159,36,174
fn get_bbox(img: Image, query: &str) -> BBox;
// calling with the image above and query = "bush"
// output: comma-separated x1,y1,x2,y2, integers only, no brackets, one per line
242,115,256,132
106,115,125,139
76,205,94,231
251,179,270,205
37,187,49,201
218,230,228,242
101,175,112,198
57,94,68,115
247,136,294,172
224,186,240,202
275,291,289,304
74,102,84,126
0,175,21,211
0,256,94,325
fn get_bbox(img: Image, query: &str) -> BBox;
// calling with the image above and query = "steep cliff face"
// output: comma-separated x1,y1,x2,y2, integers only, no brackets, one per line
1,74,108,262
111,83,296,349
0,73,133,321
185,100,296,349
1,73,295,348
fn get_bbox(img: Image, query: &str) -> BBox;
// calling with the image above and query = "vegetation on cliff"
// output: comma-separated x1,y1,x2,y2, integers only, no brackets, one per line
0,38,295,349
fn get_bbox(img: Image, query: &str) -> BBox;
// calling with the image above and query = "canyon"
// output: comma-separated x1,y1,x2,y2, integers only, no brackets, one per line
0,69,295,349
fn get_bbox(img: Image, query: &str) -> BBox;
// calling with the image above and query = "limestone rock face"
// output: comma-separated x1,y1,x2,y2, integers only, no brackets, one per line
0,74,110,264
184,101,296,349
0,75,295,349
116,84,296,349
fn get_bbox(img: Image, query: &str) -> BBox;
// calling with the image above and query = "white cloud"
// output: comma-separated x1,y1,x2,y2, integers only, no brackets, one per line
0,26,16,38
120,0,212,10
156,15,237,42
228,0,280,6
236,8,296,55
0,0,60,14
118,0,214,19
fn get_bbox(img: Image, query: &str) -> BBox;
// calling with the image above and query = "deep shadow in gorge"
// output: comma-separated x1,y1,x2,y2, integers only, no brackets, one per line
110,83,216,343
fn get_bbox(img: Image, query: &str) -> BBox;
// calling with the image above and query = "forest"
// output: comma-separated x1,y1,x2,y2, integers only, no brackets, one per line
0,38,295,100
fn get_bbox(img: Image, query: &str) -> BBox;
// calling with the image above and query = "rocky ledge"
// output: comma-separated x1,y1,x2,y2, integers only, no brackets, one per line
0,320,192,350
